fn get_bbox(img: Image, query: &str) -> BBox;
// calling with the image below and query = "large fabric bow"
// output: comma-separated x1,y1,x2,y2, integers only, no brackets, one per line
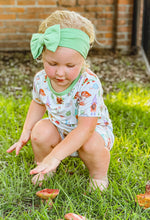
30,24,60,59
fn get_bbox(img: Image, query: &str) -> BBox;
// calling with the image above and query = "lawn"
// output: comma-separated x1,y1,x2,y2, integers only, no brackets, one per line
0,52,150,219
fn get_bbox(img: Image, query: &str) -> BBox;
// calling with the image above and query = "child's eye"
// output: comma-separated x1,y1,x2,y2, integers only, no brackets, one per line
49,63,57,66
67,64,75,68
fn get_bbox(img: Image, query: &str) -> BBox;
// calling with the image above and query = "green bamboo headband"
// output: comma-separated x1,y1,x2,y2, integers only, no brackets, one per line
30,24,90,59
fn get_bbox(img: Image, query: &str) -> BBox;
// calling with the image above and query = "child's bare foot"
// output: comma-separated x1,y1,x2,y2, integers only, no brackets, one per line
89,176,109,192
31,171,55,187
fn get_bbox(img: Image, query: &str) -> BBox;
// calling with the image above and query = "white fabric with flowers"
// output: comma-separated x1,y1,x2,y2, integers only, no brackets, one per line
32,68,114,150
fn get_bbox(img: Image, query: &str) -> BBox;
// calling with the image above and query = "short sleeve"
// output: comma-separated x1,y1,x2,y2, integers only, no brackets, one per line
32,73,44,105
78,76,104,117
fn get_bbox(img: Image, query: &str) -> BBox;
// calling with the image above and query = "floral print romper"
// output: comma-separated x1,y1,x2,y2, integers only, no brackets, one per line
32,68,114,154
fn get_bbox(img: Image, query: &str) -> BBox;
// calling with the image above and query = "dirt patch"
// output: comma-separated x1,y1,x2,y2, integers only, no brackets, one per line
88,50,150,93
0,52,42,96
0,51,150,96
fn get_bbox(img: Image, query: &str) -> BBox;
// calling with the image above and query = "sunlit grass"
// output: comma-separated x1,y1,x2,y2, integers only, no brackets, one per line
0,82,150,219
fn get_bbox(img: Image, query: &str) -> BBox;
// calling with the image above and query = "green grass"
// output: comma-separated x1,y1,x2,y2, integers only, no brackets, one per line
0,82,150,220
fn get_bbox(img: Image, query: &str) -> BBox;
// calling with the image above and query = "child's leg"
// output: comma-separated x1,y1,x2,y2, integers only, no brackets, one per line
78,131,110,191
30,119,61,185
31,119,61,163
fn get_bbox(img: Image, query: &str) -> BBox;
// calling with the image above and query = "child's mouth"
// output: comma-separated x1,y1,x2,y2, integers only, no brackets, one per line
56,79,65,82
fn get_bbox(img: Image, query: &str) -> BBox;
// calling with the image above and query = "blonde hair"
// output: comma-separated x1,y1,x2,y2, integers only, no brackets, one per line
38,10,95,47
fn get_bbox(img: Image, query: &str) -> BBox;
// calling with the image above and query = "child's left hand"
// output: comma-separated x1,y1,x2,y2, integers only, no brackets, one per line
30,156,60,175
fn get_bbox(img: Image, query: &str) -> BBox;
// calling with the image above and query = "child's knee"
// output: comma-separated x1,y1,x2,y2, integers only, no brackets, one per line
31,121,46,145
31,120,61,146
79,132,105,155
31,121,50,144
79,141,97,155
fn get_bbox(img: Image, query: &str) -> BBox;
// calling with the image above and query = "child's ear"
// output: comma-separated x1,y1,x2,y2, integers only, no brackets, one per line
82,60,90,72
41,46,46,60
35,55,43,63
41,49,46,63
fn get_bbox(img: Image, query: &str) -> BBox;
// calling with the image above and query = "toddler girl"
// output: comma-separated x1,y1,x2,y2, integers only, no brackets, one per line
7,10,114,191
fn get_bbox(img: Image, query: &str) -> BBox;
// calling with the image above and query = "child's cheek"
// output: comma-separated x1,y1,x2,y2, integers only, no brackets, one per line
44,65,55,78
68,66,82,80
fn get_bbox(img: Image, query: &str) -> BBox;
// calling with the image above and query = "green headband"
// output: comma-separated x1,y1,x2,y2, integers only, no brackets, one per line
30,24,90,59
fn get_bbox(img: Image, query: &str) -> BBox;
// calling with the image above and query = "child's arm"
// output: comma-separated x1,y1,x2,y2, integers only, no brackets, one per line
30,116,98,174
7,100,46,155
52,116,98,159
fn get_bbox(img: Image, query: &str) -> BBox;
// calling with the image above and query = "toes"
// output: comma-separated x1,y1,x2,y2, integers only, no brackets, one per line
89,177,109,191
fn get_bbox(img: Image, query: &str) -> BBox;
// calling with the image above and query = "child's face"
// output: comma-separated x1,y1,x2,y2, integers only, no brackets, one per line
42,47,84,92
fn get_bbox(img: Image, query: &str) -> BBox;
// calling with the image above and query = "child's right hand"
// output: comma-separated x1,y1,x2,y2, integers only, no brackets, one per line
7,129,31,155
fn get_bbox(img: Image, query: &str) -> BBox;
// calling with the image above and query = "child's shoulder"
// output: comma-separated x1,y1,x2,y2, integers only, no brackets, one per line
34,69,47,81
82,68,99,80
79,68,101,85
84,68,97,76
34,69,46,77
77,68,103,92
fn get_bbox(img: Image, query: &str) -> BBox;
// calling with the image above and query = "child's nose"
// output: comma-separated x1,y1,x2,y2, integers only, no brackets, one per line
56,67,65,77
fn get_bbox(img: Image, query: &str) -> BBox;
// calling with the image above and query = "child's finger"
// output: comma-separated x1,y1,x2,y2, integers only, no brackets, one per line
31,173,44,185
41,166,55,174
6,143,17,153
16,143,23,155
30,164,46,175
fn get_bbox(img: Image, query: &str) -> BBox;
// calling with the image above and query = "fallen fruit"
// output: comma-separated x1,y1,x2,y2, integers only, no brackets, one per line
36,188,59,209
36,188,59,200
135,180,150,209
64,213,87,220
